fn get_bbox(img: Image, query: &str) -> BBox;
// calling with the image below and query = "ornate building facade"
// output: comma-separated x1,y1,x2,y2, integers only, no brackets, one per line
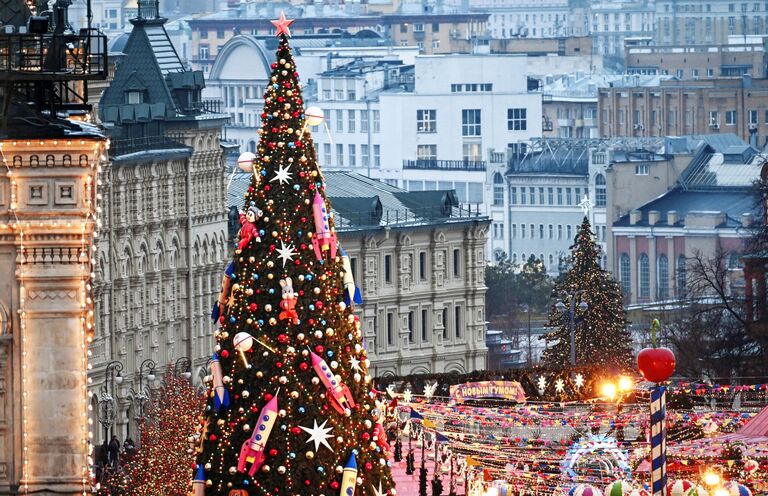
88,3,229,444
230,171,490,377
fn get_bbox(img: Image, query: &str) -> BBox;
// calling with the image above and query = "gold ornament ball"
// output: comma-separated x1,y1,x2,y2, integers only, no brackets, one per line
262,465,270,473
206,480,213,487
238,407,245,414
279,58,286,64
256,371,264,378
279,375,288,384
229,466,237,475
336,436,343,444
242,390,250,399
364,420,372,428
313,287,321,294
278,409,286,417
246,318,253,325
311,377,320,385
297,333,305,341
330,360,338,369
220,331,229,339
217,419,225,426
306,451,315,459
265,304,272,312
301,349,309,356
314,330,323,339
335,465,343,474
269,317,277,325
204,463,211,470
267,260,274,268
290,390,299,399
277,466,286,474
267,273,274,280
325,327,334,336
298,274,304,281
369,442,377,450
338,302,347,311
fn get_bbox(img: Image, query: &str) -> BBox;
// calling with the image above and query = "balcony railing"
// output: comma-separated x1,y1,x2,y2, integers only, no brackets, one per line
403,159,486,171
335,203,484,230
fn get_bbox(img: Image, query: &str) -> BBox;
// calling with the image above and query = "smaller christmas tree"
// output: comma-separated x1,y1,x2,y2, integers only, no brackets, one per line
99,369,204,496
541,217,632,370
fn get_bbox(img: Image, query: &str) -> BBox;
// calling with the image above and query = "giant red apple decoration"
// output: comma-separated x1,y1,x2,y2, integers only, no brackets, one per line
637,319,676,383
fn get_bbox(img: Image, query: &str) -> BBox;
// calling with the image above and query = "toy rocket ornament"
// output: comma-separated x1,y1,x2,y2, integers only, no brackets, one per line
210,353,229,412
310,350,355,414
311,192,337,262
340,248,363,307
340,453,358,496
192,465,205,496
238,392,279,476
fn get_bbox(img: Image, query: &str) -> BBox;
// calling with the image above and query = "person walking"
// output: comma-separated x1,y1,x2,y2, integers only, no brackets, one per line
107,436,120,467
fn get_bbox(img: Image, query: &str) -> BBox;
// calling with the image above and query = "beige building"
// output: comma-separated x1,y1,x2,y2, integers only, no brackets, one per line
230,171,490,377
655,0,768,46
598,75,768,145
625,40,768,79
89,9,230,444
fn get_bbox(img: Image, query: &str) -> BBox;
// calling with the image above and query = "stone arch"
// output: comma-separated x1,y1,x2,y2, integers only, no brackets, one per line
153,238,165,271
445,363,466,374
121,244,134,278
409,365,431,375
0,302,9,335
137,242,149,275
219,231,228,260
90,394,101,444
170,236,181,269
192,237,201,267
380,370,397,378
97,251,107,280
210,236,219,264
398,234,413,246
201,236,210,265
433,231,447,243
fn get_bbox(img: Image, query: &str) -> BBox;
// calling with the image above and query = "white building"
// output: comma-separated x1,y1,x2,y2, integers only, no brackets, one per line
469,0,577,39
590,0,655,67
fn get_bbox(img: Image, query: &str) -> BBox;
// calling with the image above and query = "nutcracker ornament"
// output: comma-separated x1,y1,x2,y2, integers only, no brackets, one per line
236,206,262,253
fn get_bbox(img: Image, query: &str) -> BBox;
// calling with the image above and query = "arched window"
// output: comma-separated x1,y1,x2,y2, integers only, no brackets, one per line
638,253,650,299
676,255,687,297
657,254,669,300
620,253,631,297
492,173,504,206
595,173,606,207
248,140,257,153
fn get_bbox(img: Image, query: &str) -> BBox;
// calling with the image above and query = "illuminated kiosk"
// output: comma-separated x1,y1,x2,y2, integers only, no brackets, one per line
0,0,107,494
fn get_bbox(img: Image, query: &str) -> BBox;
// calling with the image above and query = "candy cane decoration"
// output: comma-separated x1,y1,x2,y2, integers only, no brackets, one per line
650,385,667,496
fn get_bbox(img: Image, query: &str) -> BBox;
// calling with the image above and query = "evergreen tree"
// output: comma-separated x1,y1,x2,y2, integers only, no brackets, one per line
540,217,632,370
193,21,395,496
99,370,203,495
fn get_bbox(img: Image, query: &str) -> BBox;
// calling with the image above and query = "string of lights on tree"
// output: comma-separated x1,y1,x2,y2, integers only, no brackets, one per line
192,14,395,496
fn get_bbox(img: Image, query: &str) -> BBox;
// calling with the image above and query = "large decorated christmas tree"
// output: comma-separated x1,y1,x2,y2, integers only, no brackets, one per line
541,216,632,370
192,14,396,496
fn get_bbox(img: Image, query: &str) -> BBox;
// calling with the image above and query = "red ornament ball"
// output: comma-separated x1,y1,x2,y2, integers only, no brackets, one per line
290,426,301,435
209,434,217,442
362,432,370,441
249,303,258,312
637,347,676,383
276,362,283,369
330,481,340,490
365,462,373,470
220,350,229,359
314,345,324,354
264,393,273,401
277,334,288,343
269,448,278,457
299,362,309,371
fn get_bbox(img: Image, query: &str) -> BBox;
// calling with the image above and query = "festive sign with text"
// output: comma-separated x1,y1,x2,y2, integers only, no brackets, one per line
450,381,526,404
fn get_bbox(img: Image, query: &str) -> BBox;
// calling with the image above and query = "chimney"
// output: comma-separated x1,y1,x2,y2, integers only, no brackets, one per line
667,210,678,226
648,210,660,226
630,209,642,225
742,212,755,228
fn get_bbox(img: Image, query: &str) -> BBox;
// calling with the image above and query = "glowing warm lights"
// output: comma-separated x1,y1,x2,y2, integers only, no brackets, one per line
600,382,617,400
703,471,721,487
618,376,634,392
714,488,729,496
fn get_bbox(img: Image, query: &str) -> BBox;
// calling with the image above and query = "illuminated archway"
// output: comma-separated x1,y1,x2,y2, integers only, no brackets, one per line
561,434,631,481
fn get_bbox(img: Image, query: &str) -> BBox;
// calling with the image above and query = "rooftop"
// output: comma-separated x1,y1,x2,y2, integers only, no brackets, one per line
228,171,486,231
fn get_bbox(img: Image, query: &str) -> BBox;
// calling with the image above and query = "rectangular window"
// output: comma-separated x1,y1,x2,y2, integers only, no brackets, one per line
335,90,344,100
408,311,414,342
529,224,535,238
386,312,394,346
710,111,720,126
361,144,369,167
421,309,429,342
417,109,437,133
510,187,517,204
361,111,369,132
507,108,527,130
749,109,758,125
373,145,381,167
373,110,380,133
417,144,437,161
539,224,544,239
548,187,554,204
520,187,527,205
567,225,572,240
348,144,356,167
384,254,392,283
442,308,448,338
336,110,344,132
461,109,482,136
419,251,427,280
557,188,563,205
323,143,332,165
336,143,344,166
539,187,545,204
558,225,563,239
453,249,461,278
347,110,355,132
726,110,737,125
548,224,554,239
635,164,649,175
454,305,462,338
528,187,536,205
566,187,572,205
462,142,482,161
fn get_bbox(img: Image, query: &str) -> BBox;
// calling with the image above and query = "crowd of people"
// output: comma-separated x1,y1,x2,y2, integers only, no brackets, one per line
92,436,137,487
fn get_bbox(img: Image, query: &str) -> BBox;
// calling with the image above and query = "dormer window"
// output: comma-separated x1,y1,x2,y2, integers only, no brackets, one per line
126,91,144,104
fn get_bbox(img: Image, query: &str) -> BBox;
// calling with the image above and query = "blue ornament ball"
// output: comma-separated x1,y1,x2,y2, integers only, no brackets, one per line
316,466,324,474
259,229,265,236
289,452,296,459
269,288,275,294
327,350,334,358
298,407,305,414
293,184,300,191
229,317,236,323
280,424,287,431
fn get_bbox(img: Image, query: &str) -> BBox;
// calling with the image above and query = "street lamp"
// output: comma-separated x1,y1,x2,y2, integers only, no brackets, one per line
555,290,588,366
131,358,157,419
174,356,192,380
97,360,124,441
